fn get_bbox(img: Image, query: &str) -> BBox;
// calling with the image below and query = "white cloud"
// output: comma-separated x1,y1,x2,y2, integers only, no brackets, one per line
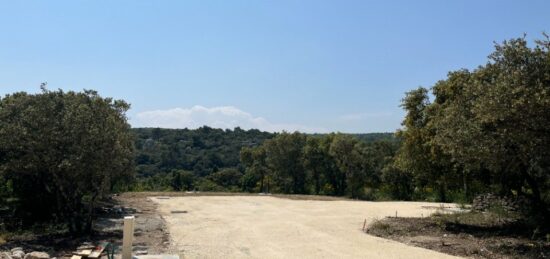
130,105,327,133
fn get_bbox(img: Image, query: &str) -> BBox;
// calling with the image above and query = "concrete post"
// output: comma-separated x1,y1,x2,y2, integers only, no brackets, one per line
122,216,135,259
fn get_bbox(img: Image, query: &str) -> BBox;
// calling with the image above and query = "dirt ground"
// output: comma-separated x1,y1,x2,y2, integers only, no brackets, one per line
109,194,171,254
152,195,462,259
0,195,170,257
367,214,550,258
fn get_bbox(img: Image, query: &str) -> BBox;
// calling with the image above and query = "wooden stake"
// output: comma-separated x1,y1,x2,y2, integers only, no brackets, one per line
395,211,397,218
122,216,135,259
362,219,367,231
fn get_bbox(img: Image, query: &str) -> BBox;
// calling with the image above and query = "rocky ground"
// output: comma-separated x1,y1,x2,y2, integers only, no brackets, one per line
0,194,170,259
1,250,50,259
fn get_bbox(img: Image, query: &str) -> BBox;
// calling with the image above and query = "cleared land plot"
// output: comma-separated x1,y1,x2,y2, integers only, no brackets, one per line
152,196,461,259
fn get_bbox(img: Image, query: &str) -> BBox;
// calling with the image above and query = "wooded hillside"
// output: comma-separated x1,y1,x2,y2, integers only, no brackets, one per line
130,127,396,192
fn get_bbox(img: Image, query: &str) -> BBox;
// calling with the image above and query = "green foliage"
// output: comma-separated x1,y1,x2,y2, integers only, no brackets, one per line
195,178,225,192
240,132,398,199
207,168,243,190
131,129,400,197
133,127,273,177
0,87,134,233
264,132,307,194
329,134,367,198
171,170,195,191
303,136,332,195
394,35,550,231
240,145,269,192
381,162,413,200
431,37,550,206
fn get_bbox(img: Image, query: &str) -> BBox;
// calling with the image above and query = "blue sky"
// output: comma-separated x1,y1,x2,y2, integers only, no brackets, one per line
1,0,549,133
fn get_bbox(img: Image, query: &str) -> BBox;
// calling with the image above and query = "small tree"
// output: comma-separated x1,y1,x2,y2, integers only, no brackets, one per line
303,137,327,195
240,146,269,192
381,161,413,200
264,132,307,194
329,134,368,199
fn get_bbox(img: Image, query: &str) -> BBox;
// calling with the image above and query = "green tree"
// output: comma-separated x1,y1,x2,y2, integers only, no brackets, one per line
264,132,307,194
171,169,195,191
208,168,243,190
318,134,345,195
432,37,550,212
329,134,368,198
0,87,134,233
381,161,413,200
240,146,270,192
303,137,328,195
393,87,455,201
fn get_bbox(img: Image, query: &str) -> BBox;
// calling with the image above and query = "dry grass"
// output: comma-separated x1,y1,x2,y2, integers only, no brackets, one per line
367,211,549,259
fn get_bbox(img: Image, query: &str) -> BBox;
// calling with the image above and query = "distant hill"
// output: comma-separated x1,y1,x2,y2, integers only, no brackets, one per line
309,132,397,143
132,127,274,178
131,127,398,182
352,132,398,143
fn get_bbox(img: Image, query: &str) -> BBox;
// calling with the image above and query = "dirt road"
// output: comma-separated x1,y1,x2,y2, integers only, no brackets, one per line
152,196,461,259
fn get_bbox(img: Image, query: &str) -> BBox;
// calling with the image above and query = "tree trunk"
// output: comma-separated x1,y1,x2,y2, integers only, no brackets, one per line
462,170,468,199
438,176,448,202
314,172,320,195
85,194,98,234
522,169,542,207
260,172,265,193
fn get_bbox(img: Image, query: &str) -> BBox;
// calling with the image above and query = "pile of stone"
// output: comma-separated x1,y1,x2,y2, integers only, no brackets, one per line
1,248,50,259
96,205,135,215
472,193,530,213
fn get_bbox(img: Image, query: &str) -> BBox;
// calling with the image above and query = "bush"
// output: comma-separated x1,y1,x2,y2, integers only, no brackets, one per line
196,179,225,192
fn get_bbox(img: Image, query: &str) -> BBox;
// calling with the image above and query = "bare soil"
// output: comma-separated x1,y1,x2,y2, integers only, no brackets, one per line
6,192,544,259
367,214,550,259
152,195,462,259
0,192,360,257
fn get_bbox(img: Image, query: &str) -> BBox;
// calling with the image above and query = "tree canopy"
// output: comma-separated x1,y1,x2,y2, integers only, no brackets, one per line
0,87,134,233
392,36,550,228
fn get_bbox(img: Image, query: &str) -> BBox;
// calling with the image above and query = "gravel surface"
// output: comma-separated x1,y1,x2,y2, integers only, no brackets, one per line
152,196,461,259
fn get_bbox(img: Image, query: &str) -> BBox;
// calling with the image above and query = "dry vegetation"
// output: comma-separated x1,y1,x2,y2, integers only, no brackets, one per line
367,210,550,258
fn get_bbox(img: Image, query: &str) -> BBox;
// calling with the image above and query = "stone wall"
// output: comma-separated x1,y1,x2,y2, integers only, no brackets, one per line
472,193,530,213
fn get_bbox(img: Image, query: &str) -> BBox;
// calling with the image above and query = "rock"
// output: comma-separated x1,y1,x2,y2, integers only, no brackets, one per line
132,246,148,251
10,249,23,253
12,251,25,259
135,251,148,256
23,252,49,259
1,252,13,259
472,193,528,213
